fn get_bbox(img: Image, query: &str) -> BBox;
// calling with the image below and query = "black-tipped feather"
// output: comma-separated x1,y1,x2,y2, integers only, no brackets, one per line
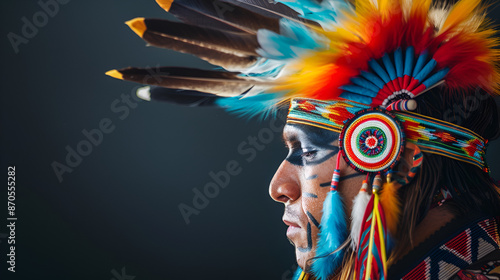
117,67,257,97
142,29,258,70
221,0,321,27
169,0,280,34
149,86,219,106
144,19,260,57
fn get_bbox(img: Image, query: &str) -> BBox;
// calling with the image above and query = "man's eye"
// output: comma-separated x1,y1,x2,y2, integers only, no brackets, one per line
301,150,317,161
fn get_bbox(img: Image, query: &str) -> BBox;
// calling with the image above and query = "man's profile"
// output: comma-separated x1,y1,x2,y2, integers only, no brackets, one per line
107,0,500,279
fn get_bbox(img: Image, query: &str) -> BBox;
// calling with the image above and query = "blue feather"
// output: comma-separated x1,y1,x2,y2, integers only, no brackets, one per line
412,51,428,77
414,58,437,82
404,47,414,77
382,53,397,81
215,93,283,119
422,68,449,88
275,0,346,28
293,267,305,280
369,60,391,84
350,77,380,93
311,190,347,280
394,48,404,79
257,19,326,60
360,70,385,89
340,85,378,97
339,92,373,104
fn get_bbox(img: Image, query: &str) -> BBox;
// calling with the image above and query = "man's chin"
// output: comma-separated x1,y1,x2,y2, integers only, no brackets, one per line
295,247,315,272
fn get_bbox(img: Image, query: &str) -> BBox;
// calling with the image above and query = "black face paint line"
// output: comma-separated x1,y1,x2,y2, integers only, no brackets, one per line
320,182,331,188
297,222,313,252
319,173,365,187
306,211,320,228
284,124,340,167
303,192,318,198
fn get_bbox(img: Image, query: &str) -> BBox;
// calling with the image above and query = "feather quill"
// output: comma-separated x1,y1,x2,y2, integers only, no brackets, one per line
130,18,261,57
106,67,265,97
162,0,281,34
137,86,219,106
126,18,258,71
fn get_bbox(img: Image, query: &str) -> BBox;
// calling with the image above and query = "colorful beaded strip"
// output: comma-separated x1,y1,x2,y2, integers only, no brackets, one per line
287,98,488,171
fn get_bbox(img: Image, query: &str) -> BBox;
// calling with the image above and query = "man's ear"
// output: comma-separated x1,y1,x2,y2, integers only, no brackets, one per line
392,143,423,186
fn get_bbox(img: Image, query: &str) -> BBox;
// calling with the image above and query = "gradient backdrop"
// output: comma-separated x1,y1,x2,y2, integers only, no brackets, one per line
1,1,500,279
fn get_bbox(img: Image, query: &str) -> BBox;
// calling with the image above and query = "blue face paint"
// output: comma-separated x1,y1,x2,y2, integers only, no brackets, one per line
283,123,340,166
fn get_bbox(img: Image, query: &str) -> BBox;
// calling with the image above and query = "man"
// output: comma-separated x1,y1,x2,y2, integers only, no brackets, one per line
107,0,500,278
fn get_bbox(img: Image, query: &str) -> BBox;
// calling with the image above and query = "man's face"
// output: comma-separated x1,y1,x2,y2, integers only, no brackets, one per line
269,123,364,270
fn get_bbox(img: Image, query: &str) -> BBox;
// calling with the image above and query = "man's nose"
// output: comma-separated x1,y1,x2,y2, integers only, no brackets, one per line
269,160,301,203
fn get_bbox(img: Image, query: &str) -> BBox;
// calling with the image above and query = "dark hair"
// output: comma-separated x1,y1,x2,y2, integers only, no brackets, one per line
391,86,500,261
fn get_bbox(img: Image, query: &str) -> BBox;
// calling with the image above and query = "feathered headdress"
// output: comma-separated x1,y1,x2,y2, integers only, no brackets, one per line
107,0,499,111
107,0,500,279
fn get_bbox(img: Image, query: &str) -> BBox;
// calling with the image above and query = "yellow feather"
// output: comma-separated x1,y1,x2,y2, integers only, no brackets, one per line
380,181,402,236
440,0,482,34
410,0,431,20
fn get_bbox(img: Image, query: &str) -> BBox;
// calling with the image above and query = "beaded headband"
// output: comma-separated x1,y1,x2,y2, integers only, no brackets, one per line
287,98,488,172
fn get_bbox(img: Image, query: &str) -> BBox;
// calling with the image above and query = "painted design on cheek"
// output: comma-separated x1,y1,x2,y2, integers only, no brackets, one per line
306,211,321,228
297,222,313,252
304,192,318,198
306,174,318,180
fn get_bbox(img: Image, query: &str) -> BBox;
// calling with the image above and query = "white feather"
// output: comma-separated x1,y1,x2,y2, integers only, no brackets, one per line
350,182,371,250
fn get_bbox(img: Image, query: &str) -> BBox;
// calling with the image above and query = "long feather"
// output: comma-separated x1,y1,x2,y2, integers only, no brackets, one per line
312,159,347,280
159,0,281,34
136,86,219,107
440,0,482,34
379,179,401,237
127,18,260,57
106,67,264,97
215,92,283,119
125,18,258,71
224,0,321,27
351,179,371,250
312,190,347,280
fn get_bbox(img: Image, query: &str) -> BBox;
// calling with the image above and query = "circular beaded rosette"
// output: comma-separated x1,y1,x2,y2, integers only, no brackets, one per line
339,109,404,173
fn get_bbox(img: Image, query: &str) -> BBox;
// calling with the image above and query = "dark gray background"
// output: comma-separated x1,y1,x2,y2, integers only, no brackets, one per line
1,1,499,279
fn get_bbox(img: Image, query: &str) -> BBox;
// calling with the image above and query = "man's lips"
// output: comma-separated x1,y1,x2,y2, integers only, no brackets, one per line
283,219,301,228
283,218,302,238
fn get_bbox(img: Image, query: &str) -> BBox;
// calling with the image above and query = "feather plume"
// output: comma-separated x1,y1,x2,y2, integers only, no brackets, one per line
215,93,284,119
439,0,482,34
351,180,371,250
379,179,402,237
311,190,347,280
126,18,258,71
226,0,322,27
106,67,265,97
109,0,500,116
162,0,281,34
131,18,260,57
137,86,219,106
